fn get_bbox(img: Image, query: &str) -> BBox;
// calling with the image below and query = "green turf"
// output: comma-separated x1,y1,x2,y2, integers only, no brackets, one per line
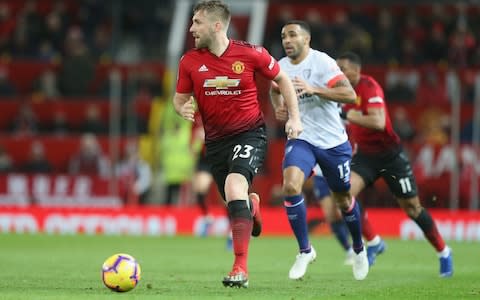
0,234,477,299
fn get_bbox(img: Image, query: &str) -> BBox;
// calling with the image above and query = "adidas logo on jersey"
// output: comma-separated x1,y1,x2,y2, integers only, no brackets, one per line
198,65,209,72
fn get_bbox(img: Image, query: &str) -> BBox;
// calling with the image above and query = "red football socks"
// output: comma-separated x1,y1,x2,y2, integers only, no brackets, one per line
361,211,378,242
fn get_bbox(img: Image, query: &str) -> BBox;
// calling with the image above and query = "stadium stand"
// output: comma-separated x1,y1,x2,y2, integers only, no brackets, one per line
0,1,479,209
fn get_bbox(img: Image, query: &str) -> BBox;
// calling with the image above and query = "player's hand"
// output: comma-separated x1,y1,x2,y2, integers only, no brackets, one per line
341,108,361,121
285,118,303,139
274,105,288,121
292,77,314,98
180,97,195,122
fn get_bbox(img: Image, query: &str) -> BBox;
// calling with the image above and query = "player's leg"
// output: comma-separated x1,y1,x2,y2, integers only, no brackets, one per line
350,171,380,242
249,192,262,237
359,205,386,265
348,171,373,243
313,175,353,264
385,150,452,277
206,142,248,287
193,169,212,216
193,162,233,245
165,183,181,206
223,173,252,285
192,162,214,236
319,141,368,280
350,157,386,266
396,195,452,277
282,139,317,280
214,127,267,287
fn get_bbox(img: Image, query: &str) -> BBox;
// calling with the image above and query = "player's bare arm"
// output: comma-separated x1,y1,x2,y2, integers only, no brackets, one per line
269,80,283,108
293,77,356,104
346,106,386,131
269,81,288,121
173,93,195,122
273,70,303,138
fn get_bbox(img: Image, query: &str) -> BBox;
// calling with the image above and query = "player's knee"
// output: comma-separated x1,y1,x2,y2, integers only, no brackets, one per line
332,192,352,211
324,211,337,223
224,173,249,200
336,200,350,211
398,197,422,218
404,206,423,219
224,187,246,201
320,201,339,222
282,180,302,196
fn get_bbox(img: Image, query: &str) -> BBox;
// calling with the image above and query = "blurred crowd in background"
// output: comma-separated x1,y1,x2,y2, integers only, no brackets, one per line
0,0,478,208
0,0,172,63
266,3,480,67
0,1,478,67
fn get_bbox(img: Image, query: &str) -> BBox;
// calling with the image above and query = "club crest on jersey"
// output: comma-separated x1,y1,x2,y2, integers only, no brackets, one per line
203,76,240,89
303,69,311,79
232,61,245,74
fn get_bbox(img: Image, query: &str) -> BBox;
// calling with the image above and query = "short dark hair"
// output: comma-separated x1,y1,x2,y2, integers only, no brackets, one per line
337,51,362,66
193,0,231,25
284,20,311,35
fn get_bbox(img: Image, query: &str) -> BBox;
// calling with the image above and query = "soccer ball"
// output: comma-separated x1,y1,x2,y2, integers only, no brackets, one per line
102,253,141,292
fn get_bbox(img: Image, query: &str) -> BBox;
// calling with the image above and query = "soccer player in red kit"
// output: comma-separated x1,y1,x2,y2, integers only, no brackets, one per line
336,51,453,277
173,0,302,288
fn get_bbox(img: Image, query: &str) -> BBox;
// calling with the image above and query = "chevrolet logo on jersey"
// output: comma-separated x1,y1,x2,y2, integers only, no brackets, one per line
203,76,240,89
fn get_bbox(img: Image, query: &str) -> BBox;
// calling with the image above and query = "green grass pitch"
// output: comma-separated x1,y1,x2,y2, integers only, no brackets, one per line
0,234,477,299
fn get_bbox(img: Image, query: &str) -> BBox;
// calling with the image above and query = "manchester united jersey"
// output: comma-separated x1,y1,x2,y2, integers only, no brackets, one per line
176,40,280,142
344,74,401,155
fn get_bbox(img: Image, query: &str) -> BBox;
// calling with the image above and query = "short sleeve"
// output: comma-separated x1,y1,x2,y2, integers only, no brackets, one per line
319,54,346,87
254,46,280,80
176,56,193,93
363,80,385,109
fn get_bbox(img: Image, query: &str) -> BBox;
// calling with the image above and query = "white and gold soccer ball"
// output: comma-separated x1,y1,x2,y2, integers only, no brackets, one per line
102,253,141,292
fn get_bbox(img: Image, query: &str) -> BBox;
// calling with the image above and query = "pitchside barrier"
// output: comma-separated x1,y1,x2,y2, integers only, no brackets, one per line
0,205,479,242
